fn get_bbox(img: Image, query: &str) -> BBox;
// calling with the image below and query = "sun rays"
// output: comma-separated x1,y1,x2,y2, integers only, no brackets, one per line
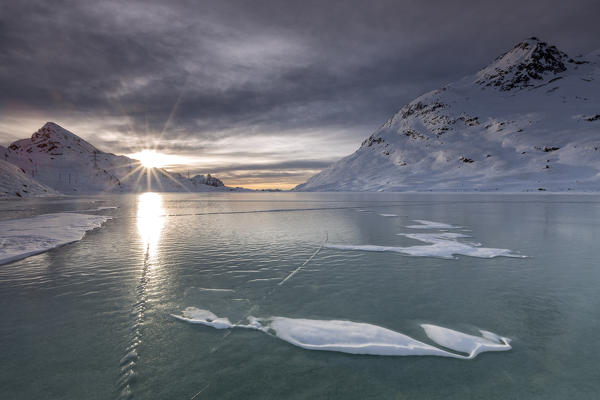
97,77,197,194
99,153,192,194
129,149,187,169
132,149,166,169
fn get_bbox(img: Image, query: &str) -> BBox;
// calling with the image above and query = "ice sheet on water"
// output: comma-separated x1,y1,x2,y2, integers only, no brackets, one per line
171,307,235,329
421,324,511,359
172,307,511,359
0,213,110,265
406,220,462,229
264,317,456,357
325,231,524,259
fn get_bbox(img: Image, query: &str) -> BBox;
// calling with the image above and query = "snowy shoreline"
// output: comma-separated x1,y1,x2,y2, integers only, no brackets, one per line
0,213,111,265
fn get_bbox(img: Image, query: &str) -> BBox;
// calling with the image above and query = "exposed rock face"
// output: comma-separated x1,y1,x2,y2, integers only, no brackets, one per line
476,38,572,91
190,174,224,187
296,38,600,192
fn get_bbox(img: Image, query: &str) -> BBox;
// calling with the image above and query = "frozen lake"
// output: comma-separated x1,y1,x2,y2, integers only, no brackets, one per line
1,192,599,399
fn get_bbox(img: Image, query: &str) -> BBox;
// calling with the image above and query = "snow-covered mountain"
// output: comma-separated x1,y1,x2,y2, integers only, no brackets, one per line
2,122,233,194
296,38,600,192
0,158,58,199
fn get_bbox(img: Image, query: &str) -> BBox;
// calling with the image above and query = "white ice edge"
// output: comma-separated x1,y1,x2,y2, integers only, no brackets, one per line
0,213,111,265
67,206,118,213
379,213,399,217
247,277,281,283
406,220,462,229
324,231,525,259
421,324,511,359
172,307,511,359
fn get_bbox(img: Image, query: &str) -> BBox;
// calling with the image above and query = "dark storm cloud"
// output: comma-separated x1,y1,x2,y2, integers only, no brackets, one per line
1,0,599,187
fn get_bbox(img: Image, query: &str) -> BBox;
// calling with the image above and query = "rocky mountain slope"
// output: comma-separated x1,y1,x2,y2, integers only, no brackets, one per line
2,122,231,195
296,38,600,192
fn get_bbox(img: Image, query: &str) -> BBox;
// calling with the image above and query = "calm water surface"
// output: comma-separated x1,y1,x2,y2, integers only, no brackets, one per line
0,192,599,399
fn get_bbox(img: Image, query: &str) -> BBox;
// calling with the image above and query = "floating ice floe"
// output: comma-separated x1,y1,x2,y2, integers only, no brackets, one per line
325,232,524,259
0,213,110,265
379,213,399,217
172,308,236,329
172,307,511,359
406,220,462,229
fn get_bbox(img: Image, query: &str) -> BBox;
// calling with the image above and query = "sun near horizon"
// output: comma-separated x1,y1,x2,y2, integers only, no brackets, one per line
129,148,307,190
130,149,167,169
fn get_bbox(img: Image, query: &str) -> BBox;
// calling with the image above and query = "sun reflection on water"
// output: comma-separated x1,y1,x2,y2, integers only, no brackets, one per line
137,192,165,261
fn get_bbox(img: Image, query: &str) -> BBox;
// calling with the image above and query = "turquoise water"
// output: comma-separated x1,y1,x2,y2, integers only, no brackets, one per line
0,193,599,399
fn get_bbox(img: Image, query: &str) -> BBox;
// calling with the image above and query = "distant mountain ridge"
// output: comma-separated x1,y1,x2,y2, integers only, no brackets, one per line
296,38,600,192
1,122,233,196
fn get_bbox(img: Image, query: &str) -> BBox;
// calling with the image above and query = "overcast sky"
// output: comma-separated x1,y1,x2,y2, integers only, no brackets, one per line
1,0,599,188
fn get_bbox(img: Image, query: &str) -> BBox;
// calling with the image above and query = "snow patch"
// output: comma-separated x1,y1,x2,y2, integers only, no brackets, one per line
0,159,57,199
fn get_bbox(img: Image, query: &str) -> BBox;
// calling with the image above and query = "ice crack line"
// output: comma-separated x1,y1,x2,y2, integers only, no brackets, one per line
161,203,408,218
279,233,328,286
187,234,327,399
